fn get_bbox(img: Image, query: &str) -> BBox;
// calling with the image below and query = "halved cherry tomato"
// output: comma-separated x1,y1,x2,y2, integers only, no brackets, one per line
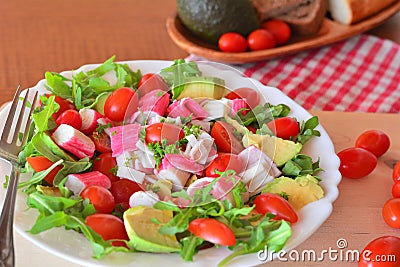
267,117,300,140
92,152,119,182
355,130,390,158
337,147,377,179
110,179,143,208
382,198,400,229
211,121,244,154
358,236,400,267
90,131,112,153
261,19,291,45
393,160,400,182
55,109,82,130
247,29,276,51
85,213,128,247
392,181,400,198
218,32,247,53
138,73,169,97
205,154,243,178
47,95,76,119
188,218,236,246
224,87,261,110
254,193,298,223
26,156,63,185
104,87,138,122
145,122,184,145
80,185,115,213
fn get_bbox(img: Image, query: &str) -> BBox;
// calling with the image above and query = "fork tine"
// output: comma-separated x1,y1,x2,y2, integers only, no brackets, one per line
21,91,38,145
0,85,23,141
11,88,31,143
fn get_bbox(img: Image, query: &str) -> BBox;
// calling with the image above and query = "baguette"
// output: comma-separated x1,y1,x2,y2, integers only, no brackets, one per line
328,0,398,25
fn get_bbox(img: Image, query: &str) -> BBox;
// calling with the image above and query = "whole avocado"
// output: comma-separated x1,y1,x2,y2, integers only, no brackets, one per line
177,0,260,44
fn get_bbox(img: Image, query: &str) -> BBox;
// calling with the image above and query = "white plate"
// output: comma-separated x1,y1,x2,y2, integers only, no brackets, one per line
0,60,341,267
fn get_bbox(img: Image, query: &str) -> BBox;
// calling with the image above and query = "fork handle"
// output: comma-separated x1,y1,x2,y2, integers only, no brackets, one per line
0,163,19,267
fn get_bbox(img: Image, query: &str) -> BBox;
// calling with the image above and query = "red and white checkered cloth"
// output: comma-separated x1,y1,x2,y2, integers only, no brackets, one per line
188,34,400,113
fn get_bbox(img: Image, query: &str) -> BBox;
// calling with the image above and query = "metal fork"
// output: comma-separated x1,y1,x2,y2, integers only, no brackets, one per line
0,86,38,267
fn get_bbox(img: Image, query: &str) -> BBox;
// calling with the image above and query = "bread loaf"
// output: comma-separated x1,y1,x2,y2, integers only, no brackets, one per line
328,0,398,25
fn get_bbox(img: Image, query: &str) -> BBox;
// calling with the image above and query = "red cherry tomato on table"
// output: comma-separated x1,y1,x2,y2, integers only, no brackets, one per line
92,152,119,182
382,198,400,229
85,213,129,247
211,121,244,154
267,117,300,140
261,19,291,45
138,73,169,96
218,32,247,53
392,160,400,182
104,87,138,122
358,236,400,267
188,218,236,246
247,29,277,51
224,87,261,109
205,154,243,178
145,122,185,145
90,131,112,153
110,179,143,208
55,109,82,130
47,95,76,119
355,130,390,158
26,156,63,185
80,185,115,213
337,147,377,179
253,193,298,223
392,181,400,198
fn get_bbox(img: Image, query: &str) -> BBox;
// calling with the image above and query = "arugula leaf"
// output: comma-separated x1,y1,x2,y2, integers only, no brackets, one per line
234,103,290,127
32,95,58,132
281,154,323,177
18,159,63,188
296,116,320,144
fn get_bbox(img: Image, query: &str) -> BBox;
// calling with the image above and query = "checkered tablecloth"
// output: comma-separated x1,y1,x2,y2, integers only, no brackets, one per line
189,34,400,113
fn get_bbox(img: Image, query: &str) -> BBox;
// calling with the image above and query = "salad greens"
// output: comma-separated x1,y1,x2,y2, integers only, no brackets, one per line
11,57,324,266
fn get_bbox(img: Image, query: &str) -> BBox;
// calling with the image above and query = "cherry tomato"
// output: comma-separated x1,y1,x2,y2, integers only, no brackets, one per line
90,131,112,153
138,73,169,97
26,156,63,185
188,218,236,246
47,95,76,119
261,19,291,45
247,29,277,51
55,109,82,130
392,181,400,198
267,117,300,140
92,152,119,182
224,87,260,109
382,198,400,229
104,87,138,122
205,154,243,178
392,160,400,182
145,122,184,145
253,193,298,223
358,236,400,267
85,213,129,247
218,32,247,53
80,185,115,213
337,148,377,179
355,130,390,158
110,179,143,208
211,121,244,154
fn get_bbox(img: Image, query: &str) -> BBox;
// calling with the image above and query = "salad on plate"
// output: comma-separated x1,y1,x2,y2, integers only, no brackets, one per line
13,56,327,266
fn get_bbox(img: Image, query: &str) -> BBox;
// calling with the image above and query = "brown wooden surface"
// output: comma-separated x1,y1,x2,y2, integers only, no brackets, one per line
0,0,399,266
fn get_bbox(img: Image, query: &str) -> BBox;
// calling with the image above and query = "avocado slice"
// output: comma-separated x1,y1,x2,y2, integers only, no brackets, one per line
177,0,260,44
176,77,227,100
262,175,324,210
123,206,181,253
243,132,302,166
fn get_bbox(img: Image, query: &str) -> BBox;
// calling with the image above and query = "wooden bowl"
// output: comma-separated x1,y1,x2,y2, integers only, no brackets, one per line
166,1,400,64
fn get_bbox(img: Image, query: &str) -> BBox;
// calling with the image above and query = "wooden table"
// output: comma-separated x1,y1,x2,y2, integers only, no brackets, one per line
0,1,399,266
